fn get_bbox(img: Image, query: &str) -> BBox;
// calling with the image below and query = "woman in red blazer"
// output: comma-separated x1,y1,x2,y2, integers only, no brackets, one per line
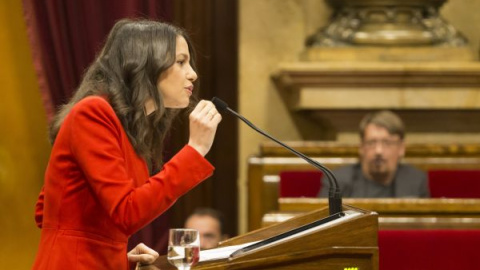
33,19,222,270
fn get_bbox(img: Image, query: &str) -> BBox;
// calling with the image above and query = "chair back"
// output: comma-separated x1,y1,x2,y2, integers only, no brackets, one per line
428,170,480,198
279,170,322,197
379,229,480,270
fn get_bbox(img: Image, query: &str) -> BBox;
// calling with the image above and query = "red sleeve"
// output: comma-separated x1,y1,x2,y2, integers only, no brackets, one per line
35,186,45,228
69,97,214,234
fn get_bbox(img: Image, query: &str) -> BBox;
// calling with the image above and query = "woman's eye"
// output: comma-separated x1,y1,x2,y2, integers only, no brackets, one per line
177,60,185,65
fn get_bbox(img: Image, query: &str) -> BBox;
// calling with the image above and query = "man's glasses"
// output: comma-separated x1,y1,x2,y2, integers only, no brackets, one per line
362,139,401,149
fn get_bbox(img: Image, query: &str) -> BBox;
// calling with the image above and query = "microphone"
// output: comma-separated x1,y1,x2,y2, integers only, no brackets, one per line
211,97,343,216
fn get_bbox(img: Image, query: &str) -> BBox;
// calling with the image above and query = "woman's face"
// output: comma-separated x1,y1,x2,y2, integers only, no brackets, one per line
157,35,197,108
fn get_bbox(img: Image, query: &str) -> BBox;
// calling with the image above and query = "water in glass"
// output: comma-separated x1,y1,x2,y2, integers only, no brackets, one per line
167,229,200,270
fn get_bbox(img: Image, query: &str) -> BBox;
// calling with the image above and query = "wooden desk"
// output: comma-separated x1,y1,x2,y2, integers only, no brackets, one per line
145,206,378,270
262,198,480,229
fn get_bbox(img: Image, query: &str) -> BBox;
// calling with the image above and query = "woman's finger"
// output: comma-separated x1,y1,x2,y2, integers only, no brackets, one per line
127,243,159,264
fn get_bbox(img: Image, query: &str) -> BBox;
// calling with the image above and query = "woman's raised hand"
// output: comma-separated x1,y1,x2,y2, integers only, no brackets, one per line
188,100,222,156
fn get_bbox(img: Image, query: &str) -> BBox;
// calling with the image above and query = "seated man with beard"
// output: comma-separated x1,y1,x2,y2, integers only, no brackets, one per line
319,110,430,198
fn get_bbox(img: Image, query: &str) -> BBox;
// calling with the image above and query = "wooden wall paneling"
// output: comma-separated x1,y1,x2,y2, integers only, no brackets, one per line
170,0,239,237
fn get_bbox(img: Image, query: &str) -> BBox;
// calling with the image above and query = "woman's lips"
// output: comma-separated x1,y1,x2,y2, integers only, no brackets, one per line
186,86,194,95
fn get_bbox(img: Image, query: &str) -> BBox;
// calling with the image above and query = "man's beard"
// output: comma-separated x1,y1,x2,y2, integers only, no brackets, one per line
369,170,390,185
368,158,391,185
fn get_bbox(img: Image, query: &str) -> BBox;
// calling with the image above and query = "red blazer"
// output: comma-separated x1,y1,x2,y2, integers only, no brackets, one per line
33,96,214,270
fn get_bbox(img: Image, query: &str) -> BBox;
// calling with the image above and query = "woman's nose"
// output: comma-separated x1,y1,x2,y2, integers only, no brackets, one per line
187,66,197,82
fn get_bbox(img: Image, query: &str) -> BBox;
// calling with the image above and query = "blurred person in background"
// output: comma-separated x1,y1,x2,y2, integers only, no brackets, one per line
319,110,429,198
185,207,229,250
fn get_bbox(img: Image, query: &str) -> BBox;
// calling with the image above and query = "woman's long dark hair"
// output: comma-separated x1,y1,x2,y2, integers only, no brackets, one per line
49,19,197,168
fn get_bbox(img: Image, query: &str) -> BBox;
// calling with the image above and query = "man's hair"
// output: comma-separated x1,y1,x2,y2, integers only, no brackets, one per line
359,110,405,140
187,207,225,234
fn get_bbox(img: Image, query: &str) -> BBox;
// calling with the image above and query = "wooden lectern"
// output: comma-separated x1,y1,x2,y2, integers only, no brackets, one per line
149,205,379,270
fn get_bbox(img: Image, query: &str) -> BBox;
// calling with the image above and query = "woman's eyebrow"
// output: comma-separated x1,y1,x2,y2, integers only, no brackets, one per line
176,53,189,59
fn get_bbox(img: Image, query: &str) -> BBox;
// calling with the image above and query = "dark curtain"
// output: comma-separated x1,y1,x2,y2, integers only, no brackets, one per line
23,0,238,258
170,0,238,241
23,0,173,120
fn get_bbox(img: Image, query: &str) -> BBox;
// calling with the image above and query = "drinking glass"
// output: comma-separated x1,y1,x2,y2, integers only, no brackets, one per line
167,229,200,270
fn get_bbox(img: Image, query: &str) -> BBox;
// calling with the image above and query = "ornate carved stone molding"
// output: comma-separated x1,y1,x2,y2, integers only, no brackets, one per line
307,0,467,47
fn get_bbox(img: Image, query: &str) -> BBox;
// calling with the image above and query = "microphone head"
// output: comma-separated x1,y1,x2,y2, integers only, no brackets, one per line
211,97,229,111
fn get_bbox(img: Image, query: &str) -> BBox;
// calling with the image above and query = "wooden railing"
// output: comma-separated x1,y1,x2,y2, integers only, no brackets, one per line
262,198,480,230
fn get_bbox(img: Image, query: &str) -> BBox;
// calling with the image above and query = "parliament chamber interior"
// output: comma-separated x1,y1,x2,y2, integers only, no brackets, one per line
236,0,480,268
4,0,480,269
